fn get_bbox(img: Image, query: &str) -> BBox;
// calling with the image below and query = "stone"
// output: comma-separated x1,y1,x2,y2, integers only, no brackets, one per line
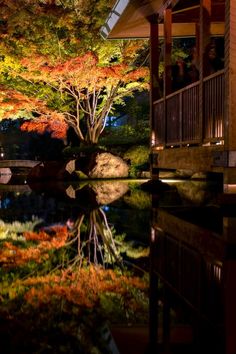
79,152,129,179
90,181,129,205
175,169,194,178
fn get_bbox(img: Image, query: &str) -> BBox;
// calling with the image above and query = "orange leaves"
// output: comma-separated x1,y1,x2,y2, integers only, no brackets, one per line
0,86,68,138
0,87,39,115
19,52,99,84
0,226,69,267
22,265,148,309
21,115,68,139
0,49,149,143
19,52,148,91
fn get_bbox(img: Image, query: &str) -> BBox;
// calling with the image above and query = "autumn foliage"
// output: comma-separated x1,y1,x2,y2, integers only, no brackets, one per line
17,52,149,143
0,0,149,144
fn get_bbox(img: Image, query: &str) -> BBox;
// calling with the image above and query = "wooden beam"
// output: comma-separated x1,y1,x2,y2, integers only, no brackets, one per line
158,0,180,21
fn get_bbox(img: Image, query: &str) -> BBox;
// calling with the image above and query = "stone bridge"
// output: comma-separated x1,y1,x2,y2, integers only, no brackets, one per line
0,160,40,169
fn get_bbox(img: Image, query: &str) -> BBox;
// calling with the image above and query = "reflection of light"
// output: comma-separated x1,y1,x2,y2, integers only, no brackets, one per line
151,131,155,146
151,227,155,242
213,265,222,282
102,206,110,211
153,146,164,151
224,184,236,193
160,179,185,183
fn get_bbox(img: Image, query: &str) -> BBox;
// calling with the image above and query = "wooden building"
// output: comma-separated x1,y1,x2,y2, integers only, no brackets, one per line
101,0,236,192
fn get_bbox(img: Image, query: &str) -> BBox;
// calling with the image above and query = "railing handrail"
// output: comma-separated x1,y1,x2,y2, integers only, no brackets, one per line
153,69,225,106
203,68,224,82
152,69,225,147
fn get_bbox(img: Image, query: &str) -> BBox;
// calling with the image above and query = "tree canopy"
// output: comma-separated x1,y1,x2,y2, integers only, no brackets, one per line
0,0,149,144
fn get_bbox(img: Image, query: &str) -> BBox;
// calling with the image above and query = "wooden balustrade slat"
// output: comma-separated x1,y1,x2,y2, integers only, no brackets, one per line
153,71,224,147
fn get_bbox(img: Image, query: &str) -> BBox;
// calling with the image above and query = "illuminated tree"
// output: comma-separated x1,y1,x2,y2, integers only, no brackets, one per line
0,0,149,144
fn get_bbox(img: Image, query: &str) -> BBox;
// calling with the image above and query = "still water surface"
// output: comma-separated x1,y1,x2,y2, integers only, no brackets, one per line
0,179,234,354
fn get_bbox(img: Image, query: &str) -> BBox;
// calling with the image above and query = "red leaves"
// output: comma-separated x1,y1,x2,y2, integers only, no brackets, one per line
21,116,68,139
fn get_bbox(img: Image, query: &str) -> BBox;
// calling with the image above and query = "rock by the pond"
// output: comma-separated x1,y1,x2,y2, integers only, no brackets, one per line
78,152,129,179
64,181,129,210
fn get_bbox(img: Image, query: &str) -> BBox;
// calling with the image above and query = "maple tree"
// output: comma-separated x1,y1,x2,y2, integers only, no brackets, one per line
0,0,149,145
0,51,148,144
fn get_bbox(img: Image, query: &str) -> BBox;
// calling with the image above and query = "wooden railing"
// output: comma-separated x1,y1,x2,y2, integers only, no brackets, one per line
203,70,224,141
153,69,225,147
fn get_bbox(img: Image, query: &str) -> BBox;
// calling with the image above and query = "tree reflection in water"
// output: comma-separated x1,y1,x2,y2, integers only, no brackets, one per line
69,207,122,268
0,181,149,354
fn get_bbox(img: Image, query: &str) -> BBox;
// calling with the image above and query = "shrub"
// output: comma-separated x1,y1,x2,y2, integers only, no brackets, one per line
123,145,149,177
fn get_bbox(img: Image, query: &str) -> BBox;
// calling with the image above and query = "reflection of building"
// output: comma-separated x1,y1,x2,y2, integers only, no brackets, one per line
150,204,236,353
102,0,236,190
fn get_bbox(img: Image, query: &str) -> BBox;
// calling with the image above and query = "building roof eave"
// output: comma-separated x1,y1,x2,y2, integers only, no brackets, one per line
101,0,225,39
100,0,130,39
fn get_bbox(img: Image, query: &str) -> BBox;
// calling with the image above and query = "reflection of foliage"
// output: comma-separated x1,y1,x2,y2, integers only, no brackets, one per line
0,226,69,267
0,218,42,240
0,218,149,353
70,209,123,267
0,265,148,353
120,241,150,259
124,189,151,210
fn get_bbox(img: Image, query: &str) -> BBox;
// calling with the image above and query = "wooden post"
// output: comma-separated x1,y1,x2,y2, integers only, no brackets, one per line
223,0,236,185
224,260,236,354
195,23,200,60
200,0,212,77
150,15,160,104
224,0,236,151
149,227,159,352
163,8,172,96
199,0,212,142
149,15,160,179
163,8,172,151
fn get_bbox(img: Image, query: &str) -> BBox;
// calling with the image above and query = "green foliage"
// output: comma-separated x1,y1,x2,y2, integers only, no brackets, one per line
123,145,150,177
100,123,150,147
0,218,42,240
63,144,107,158
124,145,149,165
124,189,151,210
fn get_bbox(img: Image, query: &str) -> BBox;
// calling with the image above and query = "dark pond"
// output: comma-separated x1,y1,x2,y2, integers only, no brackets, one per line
0,178,235,354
